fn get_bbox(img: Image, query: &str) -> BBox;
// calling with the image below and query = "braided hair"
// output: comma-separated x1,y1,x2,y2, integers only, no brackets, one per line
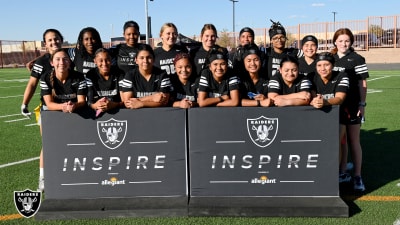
49,49,70,98
268,19,286,39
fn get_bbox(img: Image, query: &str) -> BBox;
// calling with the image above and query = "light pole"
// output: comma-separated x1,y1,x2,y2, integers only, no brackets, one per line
229,0,238,46
145,0,153,44
332,11,338,31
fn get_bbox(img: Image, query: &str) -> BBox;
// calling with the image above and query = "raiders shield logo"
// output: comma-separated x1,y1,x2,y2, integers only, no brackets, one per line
14,189,41,218
97,118,127,150
247,116,278,148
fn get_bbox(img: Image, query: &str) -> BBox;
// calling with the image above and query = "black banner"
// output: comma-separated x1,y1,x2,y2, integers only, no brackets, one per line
188,106,339,196
41,108,187,200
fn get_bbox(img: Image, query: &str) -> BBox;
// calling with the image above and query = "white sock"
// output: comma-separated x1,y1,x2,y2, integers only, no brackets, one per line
39,168,44,178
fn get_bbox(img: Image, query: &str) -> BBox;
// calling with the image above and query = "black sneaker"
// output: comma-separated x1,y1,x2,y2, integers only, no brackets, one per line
339,173,352,183
353,176,366,192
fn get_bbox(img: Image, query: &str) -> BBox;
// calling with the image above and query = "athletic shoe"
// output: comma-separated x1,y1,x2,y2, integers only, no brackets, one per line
353,176,366,192
37,177,44,192
339,173,352,183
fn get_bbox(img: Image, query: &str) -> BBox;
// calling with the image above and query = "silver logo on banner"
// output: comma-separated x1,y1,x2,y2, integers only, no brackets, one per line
97,118,127,150
247,116,278,148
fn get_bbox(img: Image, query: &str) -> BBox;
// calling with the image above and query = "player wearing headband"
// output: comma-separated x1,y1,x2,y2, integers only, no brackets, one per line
197,47,240,107
299,35,319,76
262,20,303,79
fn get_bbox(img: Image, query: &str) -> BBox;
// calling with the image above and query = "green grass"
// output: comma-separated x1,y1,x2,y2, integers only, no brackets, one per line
0,68,399,225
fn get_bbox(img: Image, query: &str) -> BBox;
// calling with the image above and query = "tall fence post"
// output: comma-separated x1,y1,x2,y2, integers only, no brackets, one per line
0,41,3,69
395,15,398,48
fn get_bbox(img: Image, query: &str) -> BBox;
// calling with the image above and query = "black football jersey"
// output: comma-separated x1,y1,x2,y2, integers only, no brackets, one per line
85,66,124,104
262,47,303,79
190,45,231,78
31,53,52,79
310,71,349,100
109,43,142,74
298,56,317,76
40,70,87,105
239,76,269,99
268,73,311,95
333,50,369,106
120,67,172,97
170,75,198,102
154,45,188,75
198,69,240,98
67,48,96,75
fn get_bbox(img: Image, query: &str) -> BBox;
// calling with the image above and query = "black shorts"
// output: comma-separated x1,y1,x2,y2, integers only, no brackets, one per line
340,105,362,125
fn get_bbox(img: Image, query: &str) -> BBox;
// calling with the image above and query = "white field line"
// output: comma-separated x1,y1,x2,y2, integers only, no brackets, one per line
0,113,20,118
25,123,38,127
5,118,29,122
0,94,24,99
0,157,39,169
368,76,390,82
0,85,26,89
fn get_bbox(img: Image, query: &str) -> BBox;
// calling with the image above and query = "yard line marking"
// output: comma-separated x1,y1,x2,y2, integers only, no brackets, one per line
4,118,29,122
25,123,38,127
0,214,22,221
0,85,26,88
0,157,39,169
343,195,400,201
368,76,390,82
0,94,24,99
368,89,383,94
0,113,20,118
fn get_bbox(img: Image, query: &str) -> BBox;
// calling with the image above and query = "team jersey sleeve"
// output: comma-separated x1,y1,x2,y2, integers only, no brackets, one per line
267,76,281,94
158,72,172,93
299,76,312,92
336,72,350,93
85,74,95,105
228,75,240,91
354,55,369,80
119,70,134,92
30,55,49,79
76,73,88,96
39,74,52,97
198,70,211,92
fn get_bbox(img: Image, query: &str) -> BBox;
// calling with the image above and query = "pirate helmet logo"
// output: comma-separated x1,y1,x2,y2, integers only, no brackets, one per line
97,118,127,150
247,116,278,148
14,189,41,218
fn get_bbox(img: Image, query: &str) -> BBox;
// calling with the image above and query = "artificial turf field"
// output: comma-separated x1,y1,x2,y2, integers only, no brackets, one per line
0,68,399,225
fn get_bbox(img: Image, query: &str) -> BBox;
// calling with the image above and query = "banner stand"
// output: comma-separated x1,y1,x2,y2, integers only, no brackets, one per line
189,197,348,217
36,197,188,220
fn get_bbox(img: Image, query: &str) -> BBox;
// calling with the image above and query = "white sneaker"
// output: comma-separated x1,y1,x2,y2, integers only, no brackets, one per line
37,177,44,192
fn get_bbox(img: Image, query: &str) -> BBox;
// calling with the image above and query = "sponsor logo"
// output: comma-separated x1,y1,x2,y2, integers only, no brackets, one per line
251,176,277,185
247,116,278,148
101,177,126,186
14,189,41,218
97,118,127,150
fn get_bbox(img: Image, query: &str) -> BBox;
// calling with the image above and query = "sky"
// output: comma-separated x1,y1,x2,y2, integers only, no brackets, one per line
1,0,399,43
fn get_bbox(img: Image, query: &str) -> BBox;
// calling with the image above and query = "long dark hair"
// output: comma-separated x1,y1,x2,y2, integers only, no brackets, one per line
43,29,64,43
49,49,70,98
76,27,103,57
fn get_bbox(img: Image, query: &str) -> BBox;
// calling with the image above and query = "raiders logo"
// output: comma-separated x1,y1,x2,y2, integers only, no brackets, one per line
97,118,127,150
247,116,278,148
14,189,41,218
